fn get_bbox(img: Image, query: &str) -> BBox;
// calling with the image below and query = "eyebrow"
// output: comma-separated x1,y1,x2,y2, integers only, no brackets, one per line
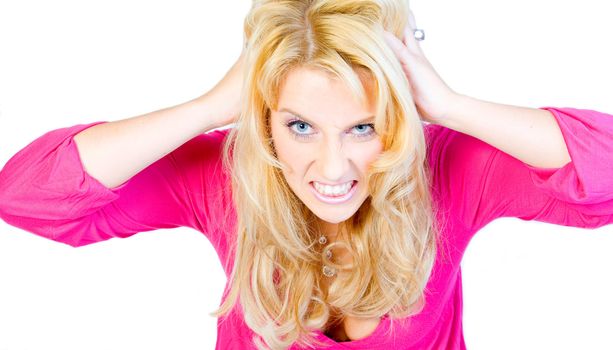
278,108,375,129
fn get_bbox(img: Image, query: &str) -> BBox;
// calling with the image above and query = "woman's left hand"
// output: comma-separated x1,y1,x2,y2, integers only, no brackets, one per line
382,10,461,125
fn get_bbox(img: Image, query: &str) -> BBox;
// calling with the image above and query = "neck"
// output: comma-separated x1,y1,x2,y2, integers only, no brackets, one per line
316,220,341,242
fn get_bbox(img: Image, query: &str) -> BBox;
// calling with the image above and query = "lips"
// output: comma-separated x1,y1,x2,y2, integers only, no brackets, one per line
309,180,358,204
312,180,355,187
312,180,354,196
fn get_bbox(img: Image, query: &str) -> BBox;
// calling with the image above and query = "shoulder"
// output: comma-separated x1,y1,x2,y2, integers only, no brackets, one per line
422,122,500,220
166,127,235,202
423,122,497,172
169,127,233,175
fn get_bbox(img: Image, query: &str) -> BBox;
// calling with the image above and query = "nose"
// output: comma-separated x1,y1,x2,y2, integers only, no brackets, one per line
318,139,350,182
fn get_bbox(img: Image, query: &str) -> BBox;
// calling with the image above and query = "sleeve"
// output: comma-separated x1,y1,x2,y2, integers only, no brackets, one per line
430,106,613,233
0,121,233,248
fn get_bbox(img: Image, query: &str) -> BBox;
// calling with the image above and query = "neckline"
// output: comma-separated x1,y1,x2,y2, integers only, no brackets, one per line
313,314,391,348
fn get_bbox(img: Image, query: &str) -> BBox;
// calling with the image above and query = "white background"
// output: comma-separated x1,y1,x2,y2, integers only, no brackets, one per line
0,0,612,349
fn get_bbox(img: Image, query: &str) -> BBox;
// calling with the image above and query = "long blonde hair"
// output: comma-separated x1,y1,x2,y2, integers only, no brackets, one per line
213,0,444,348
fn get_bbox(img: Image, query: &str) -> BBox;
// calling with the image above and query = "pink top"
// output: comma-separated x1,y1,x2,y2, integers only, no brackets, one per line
1,107,612,349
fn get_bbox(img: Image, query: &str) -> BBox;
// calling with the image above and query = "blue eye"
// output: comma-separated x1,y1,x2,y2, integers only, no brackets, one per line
286,120,314,139
285,119,376,140
351,124,375,137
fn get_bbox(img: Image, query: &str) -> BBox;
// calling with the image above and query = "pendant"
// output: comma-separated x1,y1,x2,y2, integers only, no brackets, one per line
318,235,336,277
322,265,336,277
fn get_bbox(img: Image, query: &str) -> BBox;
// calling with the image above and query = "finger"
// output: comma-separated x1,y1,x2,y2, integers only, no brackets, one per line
402,10,424,55
382,31,408,60
383,31,411,75
402,29,424,55
402,26,424,56
407,9,417,31
403,9,417,47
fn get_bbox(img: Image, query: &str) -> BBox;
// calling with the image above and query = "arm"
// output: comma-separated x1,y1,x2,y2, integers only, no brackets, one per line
72,50,245,190
0,50,244,248
73,93,230,190
427,106,613,234
0,100,234,248
438,94,572,169
382,20,570,169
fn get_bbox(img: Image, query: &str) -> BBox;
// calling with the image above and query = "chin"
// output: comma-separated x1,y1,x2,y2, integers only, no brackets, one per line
313,215,345,225
309,204,360,224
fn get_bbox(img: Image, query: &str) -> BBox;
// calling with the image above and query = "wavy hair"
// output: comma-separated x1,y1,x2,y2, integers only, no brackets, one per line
213,0,444,348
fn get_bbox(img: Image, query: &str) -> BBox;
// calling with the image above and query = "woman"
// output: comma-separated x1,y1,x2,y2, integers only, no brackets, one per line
0,0,612,349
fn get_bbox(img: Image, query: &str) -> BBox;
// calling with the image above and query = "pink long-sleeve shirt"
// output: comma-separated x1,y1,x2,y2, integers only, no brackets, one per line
1,107,612,349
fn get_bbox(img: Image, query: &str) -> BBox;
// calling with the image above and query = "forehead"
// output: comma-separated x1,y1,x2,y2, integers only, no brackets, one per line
275,66,376,119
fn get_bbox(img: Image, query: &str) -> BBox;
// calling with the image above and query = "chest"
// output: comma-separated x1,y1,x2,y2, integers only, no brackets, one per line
323,311,382,342
319,267,382,341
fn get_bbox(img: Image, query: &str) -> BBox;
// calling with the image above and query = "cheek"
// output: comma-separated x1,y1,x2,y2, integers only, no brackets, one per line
353,141,384,172
271,135,306,175
280,149,304,175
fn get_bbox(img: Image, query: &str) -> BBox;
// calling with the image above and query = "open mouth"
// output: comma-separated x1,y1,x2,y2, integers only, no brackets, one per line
309,180,358,204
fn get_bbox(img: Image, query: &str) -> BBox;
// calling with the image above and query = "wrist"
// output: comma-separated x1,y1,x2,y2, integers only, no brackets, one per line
436,93,472,131
192,91,236,131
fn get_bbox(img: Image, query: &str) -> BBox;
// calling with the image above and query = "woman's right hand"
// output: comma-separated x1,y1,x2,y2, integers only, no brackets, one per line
201,49,247,128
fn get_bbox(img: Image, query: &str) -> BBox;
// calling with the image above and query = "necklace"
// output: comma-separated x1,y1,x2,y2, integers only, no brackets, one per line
318,235,336,277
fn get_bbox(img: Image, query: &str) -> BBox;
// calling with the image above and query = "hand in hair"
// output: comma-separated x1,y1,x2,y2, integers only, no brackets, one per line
204,49,246,128
382,10,461,125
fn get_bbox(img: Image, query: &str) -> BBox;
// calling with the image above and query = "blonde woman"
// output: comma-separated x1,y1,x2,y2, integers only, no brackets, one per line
1,1,612,349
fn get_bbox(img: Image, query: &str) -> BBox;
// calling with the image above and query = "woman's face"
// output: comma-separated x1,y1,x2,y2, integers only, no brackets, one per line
270,66,383,225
